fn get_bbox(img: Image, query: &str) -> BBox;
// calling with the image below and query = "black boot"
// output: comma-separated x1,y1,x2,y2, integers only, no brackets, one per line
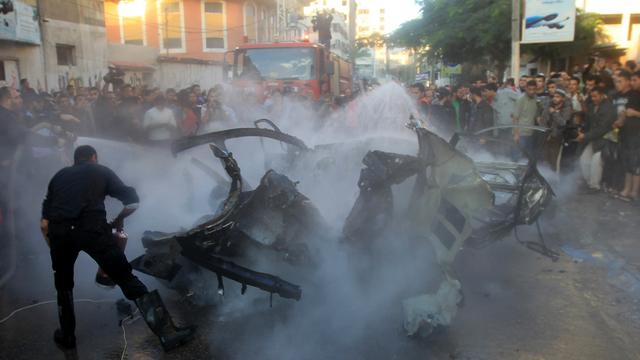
54,290,76,349
135,290,196,352
95,270,116,288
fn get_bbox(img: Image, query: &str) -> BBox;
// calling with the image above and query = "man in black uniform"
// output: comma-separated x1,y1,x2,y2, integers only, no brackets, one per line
612,71,640,201
41,145,195,351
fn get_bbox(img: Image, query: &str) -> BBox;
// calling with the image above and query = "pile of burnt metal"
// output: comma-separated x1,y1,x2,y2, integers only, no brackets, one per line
130,121,555,336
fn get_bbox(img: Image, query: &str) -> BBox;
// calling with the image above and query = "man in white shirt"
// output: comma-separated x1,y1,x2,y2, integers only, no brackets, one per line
493,79,520,153
143,96,178,141
568,76,584,112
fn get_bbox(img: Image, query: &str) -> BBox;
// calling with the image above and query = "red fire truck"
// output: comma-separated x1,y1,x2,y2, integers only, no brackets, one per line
223,41,352,102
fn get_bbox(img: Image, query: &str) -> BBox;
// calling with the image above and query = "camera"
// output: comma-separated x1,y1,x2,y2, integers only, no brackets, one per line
103,66,125,88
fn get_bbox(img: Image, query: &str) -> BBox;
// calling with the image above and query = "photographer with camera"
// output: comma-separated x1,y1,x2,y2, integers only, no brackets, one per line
102,66,126,92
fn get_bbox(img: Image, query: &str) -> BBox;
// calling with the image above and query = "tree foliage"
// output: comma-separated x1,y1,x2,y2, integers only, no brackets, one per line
387,18,427,50
391,0,511,69
356,32,387,49
391,0,604,73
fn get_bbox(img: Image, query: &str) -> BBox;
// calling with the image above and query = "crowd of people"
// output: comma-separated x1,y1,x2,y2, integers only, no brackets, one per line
2,58,640,214
0,76,359,146
3,80,236,143
0,72,367,231
407,59,640,202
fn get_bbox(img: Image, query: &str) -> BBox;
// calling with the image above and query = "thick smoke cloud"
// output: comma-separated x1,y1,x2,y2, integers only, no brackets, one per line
9,83,453,359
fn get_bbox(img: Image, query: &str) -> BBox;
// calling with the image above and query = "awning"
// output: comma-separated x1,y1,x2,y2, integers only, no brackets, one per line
109,61,156,72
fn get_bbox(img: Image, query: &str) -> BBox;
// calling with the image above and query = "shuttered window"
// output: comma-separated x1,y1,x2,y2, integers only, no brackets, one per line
204,1,225,49
161,0,183,50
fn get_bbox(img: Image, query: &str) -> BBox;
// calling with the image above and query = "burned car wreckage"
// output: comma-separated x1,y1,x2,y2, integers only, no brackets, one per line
130,121,555,337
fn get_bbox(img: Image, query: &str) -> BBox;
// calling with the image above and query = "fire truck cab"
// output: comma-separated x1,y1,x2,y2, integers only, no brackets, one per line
223,42,352,102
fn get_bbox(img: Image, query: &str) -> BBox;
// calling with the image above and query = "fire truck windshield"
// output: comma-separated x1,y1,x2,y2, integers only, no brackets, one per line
236,47,315,81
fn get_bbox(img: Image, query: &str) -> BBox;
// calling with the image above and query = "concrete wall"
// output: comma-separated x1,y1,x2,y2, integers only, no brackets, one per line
108,43,160,65
156,61,223,90
41,19,108,91
36,0,108,91
40,0,104,26
0,0,107,91
0,42,45,89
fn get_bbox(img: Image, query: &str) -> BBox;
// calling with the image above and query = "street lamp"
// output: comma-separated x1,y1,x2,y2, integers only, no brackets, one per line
118,0,146,18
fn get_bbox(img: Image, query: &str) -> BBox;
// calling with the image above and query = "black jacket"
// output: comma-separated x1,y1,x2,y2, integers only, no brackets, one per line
430,102,456,135
469,100,494,133
583,100,617,152
42,162,139,222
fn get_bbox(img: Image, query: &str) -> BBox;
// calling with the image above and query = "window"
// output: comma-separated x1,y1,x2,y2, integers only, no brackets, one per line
120,17,144,45
243,2,257,44
56,44,76,66
341,0,346,6
379,8,385,14
160,0,183,50
600,14,622,25
117,0,146,45
121,15,144,45
357,9,369,15
236,48,315,80
203,0,225,49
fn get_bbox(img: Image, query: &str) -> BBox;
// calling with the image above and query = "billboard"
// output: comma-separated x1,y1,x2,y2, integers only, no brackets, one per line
521,0,576,44
0,0,41,45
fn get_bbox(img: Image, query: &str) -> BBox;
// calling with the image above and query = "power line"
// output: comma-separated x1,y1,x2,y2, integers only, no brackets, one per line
53,0,285,35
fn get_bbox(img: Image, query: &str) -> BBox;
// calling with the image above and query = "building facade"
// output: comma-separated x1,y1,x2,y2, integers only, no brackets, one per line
104,0,282,89
103,0,311,90
576,0,640,61
354,0,387,78
304,0,350,22
0,0,43,88
303,0,352,58
0,0,108,92
354,0,385,38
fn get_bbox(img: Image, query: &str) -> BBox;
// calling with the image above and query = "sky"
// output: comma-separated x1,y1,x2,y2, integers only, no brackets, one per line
384,0,422,34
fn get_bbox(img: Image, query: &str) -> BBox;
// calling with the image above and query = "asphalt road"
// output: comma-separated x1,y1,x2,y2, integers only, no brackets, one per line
1,190,640,360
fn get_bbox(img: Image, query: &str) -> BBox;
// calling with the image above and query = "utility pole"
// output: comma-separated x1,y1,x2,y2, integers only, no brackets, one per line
510,0,520,80
348,0,356,65
385,45,390,78
277,0,287,40
36,0,48,91
165,3,169,55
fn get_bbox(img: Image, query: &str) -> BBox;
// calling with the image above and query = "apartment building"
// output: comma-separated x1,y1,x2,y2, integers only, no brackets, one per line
104,0,286,89
0,0,108,92
354,0,385,38
576,0,640,61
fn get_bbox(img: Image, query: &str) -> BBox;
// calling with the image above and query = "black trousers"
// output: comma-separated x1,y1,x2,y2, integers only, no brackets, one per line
49,219,148,300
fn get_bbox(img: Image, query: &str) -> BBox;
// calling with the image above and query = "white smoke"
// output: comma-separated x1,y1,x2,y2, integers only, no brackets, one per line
6,83,453,358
